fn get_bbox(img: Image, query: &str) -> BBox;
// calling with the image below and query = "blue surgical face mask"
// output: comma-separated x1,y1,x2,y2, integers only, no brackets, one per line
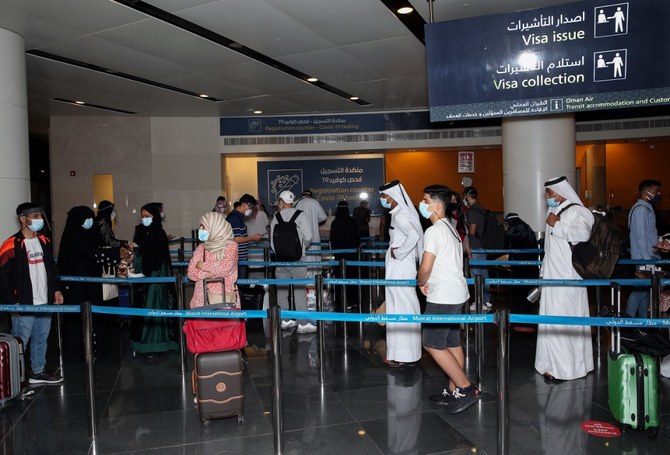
82,218,93,230
27,218,44,232
141,217,153,227
546,197,560,208
419,202,432,219
380,198,391,209
198,229,209,242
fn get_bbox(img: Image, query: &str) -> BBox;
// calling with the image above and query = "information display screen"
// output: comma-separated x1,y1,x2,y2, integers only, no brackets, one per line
426,0,670,121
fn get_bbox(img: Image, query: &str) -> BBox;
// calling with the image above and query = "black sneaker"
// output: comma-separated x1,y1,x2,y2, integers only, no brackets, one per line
429,388,456,406
28,370,63,385
442,386,481,414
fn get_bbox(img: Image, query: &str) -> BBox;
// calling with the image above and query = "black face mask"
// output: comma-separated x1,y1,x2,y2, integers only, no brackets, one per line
447,202,461,214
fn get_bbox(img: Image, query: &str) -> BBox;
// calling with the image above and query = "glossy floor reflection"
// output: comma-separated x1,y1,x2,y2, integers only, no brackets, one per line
0,306,668,454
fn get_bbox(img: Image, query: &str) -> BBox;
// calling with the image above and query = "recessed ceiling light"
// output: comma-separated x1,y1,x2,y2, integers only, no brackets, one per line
75,100,85,105
349,96,359,101
253,110,262,114
306,77,318,83
199,94,208,98
397,7,414,15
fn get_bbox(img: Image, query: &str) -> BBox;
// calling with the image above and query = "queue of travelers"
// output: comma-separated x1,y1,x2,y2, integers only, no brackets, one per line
1,176,665,418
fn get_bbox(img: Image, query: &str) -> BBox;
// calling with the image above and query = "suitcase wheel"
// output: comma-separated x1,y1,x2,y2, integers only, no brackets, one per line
648,428,658,440
201,418,211,427
237,414,244,424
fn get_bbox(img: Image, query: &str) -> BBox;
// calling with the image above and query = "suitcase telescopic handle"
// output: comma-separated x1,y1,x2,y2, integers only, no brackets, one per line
611,282,621,354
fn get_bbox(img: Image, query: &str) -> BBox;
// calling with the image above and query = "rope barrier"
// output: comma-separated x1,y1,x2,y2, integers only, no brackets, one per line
60,276,177,284
510,313,670,328
0,304,81,313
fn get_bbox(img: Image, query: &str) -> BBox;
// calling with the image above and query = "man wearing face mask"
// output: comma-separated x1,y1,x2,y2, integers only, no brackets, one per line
379,180,424,367
226,194,263,280
626,179,662,318
0,203,63,384
536,176,594,382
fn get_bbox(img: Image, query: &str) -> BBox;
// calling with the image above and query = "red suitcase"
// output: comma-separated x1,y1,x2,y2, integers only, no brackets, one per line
0,334,26,407
193,350,244,425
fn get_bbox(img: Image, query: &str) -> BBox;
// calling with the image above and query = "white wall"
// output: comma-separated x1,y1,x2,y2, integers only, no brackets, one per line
50,116,222,251
150,117,222,237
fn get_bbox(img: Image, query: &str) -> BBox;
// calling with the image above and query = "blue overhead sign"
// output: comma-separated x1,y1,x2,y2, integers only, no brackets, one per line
220,112,431,136
426,0,670,121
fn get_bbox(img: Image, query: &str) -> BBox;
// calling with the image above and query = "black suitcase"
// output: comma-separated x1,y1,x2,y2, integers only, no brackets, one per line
240,286,266,347
193,350,244,425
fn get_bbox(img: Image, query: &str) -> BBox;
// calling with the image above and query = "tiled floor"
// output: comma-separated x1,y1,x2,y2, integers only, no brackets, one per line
0,304,669,454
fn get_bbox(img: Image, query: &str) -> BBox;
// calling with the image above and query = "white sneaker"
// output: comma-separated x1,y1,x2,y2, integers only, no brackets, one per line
297,322,317,334
281,320,297,330
469,302,492,312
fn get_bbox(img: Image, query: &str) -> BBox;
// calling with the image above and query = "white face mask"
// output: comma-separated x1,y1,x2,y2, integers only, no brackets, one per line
110,211,116,220
244,209,253,217
160,212,165,219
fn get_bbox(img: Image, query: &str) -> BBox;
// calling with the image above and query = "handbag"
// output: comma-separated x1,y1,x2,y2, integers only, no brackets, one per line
183,313,247,354
203,278,238,309
102,265,118,301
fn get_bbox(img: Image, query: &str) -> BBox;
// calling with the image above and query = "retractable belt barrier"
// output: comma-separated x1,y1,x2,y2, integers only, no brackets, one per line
10,271,668,455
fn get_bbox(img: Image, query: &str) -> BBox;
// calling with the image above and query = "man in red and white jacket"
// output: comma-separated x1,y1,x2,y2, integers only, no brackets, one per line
0,203,63,384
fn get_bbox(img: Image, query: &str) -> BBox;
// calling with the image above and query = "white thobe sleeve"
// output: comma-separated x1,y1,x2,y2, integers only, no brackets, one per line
393,213,421,261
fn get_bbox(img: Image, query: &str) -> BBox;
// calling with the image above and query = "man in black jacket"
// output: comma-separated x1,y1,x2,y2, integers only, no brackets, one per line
0,203,63,384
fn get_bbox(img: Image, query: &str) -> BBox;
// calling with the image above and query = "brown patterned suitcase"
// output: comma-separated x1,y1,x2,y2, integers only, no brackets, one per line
193,350,244,425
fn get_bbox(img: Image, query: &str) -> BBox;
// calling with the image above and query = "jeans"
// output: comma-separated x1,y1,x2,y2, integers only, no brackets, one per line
275,265,313,324
626,289,649,318
11,313,53,374
470,252,491,303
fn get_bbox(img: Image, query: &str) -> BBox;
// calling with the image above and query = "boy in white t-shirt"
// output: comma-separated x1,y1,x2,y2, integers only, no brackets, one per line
417,185,481,413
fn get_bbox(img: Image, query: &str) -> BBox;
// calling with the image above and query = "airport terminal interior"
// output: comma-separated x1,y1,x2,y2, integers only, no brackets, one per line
2,0,670,454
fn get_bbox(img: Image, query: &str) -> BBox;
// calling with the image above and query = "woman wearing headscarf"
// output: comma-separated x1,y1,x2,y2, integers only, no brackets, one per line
379,180,424,367
187,212,239,309
58,206,103,361
93,200,135,277
131,203,178,357
329,201,360,311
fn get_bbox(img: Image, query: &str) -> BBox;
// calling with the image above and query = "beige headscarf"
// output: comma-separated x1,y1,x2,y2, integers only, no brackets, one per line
200,212,234,260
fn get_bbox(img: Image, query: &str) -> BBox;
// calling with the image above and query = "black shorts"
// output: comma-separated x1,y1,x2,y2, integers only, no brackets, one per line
422,302,465,349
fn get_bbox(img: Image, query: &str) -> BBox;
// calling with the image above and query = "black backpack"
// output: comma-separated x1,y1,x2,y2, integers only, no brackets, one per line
557,204,622,279
272,210,303,261
472,206,505,250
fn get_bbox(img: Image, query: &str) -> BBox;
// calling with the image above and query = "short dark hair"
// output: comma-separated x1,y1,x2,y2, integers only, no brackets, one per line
16,202,40,216
464,186,478,198
239,194,257,205
639,179,662,193
216,196,226,202
424,184,452,206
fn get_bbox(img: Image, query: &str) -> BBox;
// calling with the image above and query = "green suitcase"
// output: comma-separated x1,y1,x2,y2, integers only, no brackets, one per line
607,284,660,438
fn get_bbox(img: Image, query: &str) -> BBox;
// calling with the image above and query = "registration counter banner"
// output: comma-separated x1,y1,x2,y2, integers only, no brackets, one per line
426,0,670,121
257,157,384,214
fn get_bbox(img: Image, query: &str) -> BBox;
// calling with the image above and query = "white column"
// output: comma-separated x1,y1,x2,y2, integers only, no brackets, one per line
502,114,576,234
0,28,30,240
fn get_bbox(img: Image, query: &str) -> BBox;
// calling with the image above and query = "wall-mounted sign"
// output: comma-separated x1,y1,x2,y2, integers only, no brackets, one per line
257,157,384,214
458,151,475,173
426,0,670,121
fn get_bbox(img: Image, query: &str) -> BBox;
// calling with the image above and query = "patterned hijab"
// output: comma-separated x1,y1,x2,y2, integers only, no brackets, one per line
200,212,234,260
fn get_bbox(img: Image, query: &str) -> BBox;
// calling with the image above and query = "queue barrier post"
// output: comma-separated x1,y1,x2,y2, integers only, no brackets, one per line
316,274,326,383
175,269,186,376
474,275,484,389
81,300,98,436
496,309,510,455
357,247,364,313
264,247,271,279
270,304,284,455
56,313,64,379
340,258,348,345
179,237,185,261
